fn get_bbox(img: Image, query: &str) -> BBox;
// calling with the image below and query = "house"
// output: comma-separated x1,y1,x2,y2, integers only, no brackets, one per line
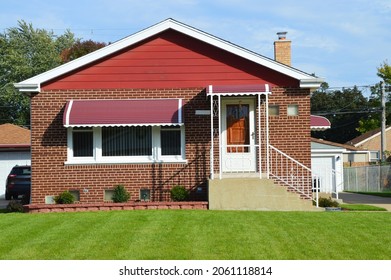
15,19,323,210
346,126,391,163
0,123,31,195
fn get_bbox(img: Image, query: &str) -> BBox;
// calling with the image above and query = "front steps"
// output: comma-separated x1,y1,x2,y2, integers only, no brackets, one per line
208,178,321,211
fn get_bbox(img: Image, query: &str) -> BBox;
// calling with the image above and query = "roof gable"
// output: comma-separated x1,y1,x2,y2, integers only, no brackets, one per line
15,18,322,92
347,126,391,147
40,30,299,90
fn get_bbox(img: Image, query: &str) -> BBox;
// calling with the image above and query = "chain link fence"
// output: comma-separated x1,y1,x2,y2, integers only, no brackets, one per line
344,165,391,192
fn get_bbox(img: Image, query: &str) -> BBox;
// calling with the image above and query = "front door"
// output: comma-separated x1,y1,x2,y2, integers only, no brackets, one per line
222,98,256,172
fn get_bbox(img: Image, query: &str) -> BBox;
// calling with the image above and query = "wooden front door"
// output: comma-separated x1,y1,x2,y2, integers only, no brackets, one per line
222,99,256,172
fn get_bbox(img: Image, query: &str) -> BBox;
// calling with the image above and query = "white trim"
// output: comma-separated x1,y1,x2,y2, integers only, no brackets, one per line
15,19,323,92
178,99,182,124
65,100,73,127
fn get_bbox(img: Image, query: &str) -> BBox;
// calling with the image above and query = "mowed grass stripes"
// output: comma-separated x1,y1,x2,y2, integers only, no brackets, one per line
0,210,390,260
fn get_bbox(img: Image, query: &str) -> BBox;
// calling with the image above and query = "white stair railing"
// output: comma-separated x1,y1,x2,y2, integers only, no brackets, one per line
269,145,319,207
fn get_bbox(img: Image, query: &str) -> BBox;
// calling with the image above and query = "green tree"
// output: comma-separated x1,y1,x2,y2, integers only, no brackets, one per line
0,20,76,125
377,61,391,85
311,84,370,143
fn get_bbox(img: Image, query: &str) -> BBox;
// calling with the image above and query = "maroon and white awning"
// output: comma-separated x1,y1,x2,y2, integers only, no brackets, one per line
206,84,271,96
310,115,331,131
63,99,183,127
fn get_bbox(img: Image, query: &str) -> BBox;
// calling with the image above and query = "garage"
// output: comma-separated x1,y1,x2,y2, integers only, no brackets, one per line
0,124,31,196
311,138,345,195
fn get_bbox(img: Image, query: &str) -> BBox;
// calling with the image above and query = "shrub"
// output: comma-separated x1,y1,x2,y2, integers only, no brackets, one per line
54,191,75,204
170,185,189,201
318,197,340,208
7,200,25,213
112,185,131,203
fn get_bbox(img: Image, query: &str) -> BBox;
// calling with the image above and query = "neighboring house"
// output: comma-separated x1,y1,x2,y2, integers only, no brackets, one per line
0,123,31,195
346,126,391,163
15,19,322,209
311,137,376,195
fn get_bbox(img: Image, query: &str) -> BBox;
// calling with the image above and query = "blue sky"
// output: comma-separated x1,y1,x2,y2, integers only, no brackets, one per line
1,0,390,93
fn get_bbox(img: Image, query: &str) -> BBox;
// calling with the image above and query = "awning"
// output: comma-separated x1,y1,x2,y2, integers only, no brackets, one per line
311,115,331,131
206,84,271,96
63,99,183,127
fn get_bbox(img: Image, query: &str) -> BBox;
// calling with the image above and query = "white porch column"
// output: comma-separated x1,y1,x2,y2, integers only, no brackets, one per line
218,94,222,179
265,92,270,179
209,86,214,180
258,93,262,179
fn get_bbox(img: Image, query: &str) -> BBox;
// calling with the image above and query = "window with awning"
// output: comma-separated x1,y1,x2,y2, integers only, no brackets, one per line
64,99,185,164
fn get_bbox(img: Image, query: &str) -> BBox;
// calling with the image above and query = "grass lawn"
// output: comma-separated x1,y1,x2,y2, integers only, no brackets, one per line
340,204,387,211
346,191,391,198
1,210,391,260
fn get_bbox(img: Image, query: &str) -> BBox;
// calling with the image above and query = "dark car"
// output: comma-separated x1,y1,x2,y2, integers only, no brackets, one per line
5,165,31,200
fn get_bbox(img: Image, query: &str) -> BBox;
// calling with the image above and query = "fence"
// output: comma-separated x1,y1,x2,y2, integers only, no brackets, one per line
344,165,391,192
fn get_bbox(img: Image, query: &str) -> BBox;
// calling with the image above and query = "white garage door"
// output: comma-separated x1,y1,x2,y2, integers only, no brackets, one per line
311,156,335,193
0,152,31,195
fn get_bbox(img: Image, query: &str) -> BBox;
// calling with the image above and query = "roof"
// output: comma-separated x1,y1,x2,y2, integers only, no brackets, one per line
311,138,358,151
346,126,391,147
310,115,331,131
63,99,183,127
0,123,31,148
15,18,323,93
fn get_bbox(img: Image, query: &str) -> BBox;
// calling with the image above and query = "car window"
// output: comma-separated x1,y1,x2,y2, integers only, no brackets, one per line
12,167,31,175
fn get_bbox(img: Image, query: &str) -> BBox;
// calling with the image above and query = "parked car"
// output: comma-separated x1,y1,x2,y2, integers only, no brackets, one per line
5,165,31,200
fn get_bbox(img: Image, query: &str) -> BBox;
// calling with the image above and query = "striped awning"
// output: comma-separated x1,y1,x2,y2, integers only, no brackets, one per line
63,99,183,127
206,84,271,96
310,115,331,131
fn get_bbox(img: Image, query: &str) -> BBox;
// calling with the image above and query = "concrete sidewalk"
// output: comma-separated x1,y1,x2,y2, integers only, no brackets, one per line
338,192,391,211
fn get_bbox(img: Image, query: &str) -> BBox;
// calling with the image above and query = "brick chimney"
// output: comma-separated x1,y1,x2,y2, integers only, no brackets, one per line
274,32,291,66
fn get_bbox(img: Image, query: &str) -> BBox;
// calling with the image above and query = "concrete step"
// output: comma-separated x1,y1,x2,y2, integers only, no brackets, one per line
208,178,322,211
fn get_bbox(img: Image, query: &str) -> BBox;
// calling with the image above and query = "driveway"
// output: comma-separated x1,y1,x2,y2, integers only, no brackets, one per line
339,192,391,211
0,194,8,209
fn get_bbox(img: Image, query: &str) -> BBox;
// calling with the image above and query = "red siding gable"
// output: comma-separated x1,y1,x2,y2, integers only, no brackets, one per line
42,30,298,90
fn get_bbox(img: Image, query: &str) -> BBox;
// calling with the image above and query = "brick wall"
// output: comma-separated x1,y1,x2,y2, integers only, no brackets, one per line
30,86,311,204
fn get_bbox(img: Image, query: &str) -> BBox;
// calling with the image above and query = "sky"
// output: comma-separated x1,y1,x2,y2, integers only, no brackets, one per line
1,0,390,93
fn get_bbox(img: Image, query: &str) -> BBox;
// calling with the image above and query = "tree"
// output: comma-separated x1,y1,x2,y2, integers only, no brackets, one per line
377,61,391,85
0,20,76,125
61,39,107,63
311,83,370,143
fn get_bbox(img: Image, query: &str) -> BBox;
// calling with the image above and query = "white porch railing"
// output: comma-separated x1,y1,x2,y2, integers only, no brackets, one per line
269,145,319,207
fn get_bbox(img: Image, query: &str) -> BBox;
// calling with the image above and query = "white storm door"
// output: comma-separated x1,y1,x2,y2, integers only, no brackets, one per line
221,99,256,172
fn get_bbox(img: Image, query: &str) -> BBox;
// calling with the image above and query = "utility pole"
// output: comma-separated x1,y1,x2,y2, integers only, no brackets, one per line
381,81,386,161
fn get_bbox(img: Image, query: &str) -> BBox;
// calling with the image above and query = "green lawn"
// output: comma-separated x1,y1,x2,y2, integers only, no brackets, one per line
346,191,391,198
1,210,391,260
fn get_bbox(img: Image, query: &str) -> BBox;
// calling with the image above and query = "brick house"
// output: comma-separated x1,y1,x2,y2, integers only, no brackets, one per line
15,19,323,210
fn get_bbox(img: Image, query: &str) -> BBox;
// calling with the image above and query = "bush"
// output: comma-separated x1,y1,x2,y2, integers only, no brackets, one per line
54,191,75,204
170,185,189,201
112,185,131,203
7,200,25,213
318,197,340,208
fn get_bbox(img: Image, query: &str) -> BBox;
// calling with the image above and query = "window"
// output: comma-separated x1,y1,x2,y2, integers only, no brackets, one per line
287,104,299,116
161,126,181,156
72,128,93,157
102,127,152,156
268,105,280,116
67,126,185,164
